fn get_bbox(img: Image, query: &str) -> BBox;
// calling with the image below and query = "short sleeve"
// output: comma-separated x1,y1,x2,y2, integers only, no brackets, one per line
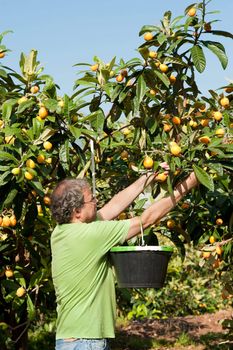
84,219,130,254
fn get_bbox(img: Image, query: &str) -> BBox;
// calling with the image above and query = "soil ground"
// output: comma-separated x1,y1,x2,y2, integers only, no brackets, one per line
111,308,233,350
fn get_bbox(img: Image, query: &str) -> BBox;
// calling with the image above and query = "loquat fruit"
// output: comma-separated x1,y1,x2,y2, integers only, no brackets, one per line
11,167,21,175
166,219,175,229
90,64,98,72
30,85,39,94
5,269,14,278
149,51,157,59
144,32,153,41
213,111,222,121
216,218,223,225
155,172,168,182
169,142,181,156
187,7,196,17
43,196,51,206
220,97,230,108
38,107,49,119
37,154,45,164
43,141,53,151
26,159,36,169
172,116,181,125
143,156,154,169
16,287,26,298
215,128,225,137
209,235,216,244
199,136,211,144
159,64,169,73
2,216,11,227
24,171,34,181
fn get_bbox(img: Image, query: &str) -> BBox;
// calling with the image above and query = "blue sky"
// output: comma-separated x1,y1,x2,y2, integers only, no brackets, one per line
1,0,233,97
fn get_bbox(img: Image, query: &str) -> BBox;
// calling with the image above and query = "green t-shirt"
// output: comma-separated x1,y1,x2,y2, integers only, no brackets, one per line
50,219,130,339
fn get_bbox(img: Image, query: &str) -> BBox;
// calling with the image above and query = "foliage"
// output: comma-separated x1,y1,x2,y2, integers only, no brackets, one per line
0,1,232,349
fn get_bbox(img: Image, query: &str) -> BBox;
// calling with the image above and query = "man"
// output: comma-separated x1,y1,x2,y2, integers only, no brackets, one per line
50,170,198,350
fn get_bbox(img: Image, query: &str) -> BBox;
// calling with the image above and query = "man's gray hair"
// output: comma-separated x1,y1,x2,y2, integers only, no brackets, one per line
50,178,90,224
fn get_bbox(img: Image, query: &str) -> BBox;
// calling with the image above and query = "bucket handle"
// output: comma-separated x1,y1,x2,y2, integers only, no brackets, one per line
139,216,145,246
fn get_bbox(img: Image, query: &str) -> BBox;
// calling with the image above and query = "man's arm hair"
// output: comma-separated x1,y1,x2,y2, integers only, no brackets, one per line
126,172,198,241
98,172,156,221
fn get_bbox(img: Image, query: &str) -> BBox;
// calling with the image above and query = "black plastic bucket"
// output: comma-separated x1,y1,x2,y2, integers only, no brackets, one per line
110,246,173,288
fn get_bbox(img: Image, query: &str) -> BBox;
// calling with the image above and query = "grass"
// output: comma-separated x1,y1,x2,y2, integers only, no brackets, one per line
174,332,194,346
25,329,233,350
110,333,173,349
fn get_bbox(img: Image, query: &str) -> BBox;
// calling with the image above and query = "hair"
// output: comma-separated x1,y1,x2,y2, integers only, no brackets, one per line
50,178,90,224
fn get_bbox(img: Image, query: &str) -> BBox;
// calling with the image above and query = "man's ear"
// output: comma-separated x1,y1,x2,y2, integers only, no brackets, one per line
72,208,81,221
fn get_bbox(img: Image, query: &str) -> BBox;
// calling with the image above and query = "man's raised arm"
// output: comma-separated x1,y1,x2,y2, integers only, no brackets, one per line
98,172,156,221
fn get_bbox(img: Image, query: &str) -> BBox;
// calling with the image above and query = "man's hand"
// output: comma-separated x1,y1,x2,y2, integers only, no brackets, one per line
126,171,199,240
159,161,170,172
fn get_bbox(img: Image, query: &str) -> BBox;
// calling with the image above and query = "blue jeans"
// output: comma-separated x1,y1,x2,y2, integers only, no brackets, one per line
56,338,110,350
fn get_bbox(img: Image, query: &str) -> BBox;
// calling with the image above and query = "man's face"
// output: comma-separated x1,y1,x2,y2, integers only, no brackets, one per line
78,187,97,223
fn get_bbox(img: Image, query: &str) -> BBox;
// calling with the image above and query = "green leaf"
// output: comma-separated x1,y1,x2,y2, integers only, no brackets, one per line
89,110,105,132
162,11,171,28
208,162,223,176
77,160,91,179
157,33,167,45
125,57,143,68
163,56,187,66
30,181,44,196
33,128,55,145
29,269,45,288
0,30,13,42
192,164,214,191
59,140,70,171
109,104,122,122
75,75,98,86
0,151,18,162
2,99,17,121
134,198,148,210
191,45,206,73
10,72,27,84
73,62,92,67
110,85,122,102
0,165,11,171
14,271,26,287
17,99,35,114
27,294,36,321
0,171,11,186
139,25,160,36
118,90,128,104
32,117,43,139
44,98,58,112
3,188,18,207
202,41,228,69
138,46,150,59
220,161,233,171
136,75,147,104
106,56,116,71
143,69,157,89
210,30,233,40
43,76,56,96
89,96,101,112
171,15,185,28
69,125,82,139
133,96,140,116
0,69,8,78
61,94,70,117
154,70,170,88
